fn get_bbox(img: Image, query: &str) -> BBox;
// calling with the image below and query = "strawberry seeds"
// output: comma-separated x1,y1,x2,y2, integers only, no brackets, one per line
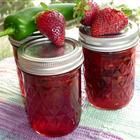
36,10,65,47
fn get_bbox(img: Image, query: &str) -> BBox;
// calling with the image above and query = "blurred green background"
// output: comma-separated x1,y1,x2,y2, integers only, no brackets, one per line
0,0,139,60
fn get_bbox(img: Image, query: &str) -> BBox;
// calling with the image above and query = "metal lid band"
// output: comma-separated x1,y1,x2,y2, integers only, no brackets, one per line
79,21,139,52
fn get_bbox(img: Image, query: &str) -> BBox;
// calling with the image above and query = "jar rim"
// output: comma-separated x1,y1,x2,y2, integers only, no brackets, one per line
79,20,139,52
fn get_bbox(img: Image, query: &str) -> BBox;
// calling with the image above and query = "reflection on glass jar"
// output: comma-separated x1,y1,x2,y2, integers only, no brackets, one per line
9,32,44,97
18,38,84,137
79,21,139,110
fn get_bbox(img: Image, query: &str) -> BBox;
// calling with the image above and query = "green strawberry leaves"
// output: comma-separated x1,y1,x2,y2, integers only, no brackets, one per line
116,4,132,17
73,0,88,19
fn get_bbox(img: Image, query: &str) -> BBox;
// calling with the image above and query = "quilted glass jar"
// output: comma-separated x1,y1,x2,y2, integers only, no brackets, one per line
79,21,139,110
17,38,84,137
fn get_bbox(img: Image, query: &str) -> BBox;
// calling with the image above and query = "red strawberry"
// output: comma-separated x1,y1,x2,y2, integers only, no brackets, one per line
81,2,99,26
91,8,128,36
36,10,65,46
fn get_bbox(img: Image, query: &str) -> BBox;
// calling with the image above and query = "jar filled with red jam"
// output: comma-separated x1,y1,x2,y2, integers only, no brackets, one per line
79,21,139,110
17,38,84,137
9,32,44,97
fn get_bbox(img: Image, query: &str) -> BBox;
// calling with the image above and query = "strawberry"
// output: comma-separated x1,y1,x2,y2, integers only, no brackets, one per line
81,2,99,26
36,10,65,46
91,8,128,36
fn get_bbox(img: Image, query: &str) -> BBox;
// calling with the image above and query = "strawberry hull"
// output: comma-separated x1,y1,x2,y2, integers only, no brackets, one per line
79,21,139,110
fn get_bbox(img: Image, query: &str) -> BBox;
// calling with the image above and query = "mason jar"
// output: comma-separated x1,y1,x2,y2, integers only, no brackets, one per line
79,21,139,110
9,32,44,97
17,37,84,137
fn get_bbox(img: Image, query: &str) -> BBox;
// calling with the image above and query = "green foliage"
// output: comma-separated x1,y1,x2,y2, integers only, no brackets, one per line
0,0,33,18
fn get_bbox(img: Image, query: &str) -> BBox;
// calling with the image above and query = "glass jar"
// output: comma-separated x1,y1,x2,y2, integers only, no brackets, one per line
17,38,84,137
9,32,44,97
79,21,139,110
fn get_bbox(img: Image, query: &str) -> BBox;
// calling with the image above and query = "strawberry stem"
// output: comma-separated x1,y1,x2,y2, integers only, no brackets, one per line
40,2,49,11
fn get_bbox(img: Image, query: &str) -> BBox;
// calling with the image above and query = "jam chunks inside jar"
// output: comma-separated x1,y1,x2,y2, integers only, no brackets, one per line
17,37,84,137
79,21,139,110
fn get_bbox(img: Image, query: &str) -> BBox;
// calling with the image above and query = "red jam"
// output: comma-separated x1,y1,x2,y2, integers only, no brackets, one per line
23,68,81,137
83,47,136,110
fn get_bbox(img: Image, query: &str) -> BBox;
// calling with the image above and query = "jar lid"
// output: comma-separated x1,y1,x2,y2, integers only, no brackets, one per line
79,21,139,52
18,37,84,75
